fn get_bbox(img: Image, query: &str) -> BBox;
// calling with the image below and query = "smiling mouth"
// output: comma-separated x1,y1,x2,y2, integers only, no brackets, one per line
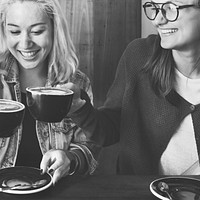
160,29,178,35
18,50,39,59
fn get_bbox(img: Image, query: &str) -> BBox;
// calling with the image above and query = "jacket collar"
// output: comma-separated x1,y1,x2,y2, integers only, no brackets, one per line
3,54,20,83
3,54,52,86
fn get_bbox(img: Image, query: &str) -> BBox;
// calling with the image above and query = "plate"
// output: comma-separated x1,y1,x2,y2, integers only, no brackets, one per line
150,176,200,200
0,166,53,194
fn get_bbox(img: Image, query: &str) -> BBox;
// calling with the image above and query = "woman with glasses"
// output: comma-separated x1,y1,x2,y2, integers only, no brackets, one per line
67,0,200,175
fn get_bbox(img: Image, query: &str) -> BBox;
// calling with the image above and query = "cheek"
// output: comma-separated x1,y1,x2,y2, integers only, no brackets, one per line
38,34,53,51
5,35,16,50
43,39,53,51
184,26,200,42
183,17,200,38
192,23,200,39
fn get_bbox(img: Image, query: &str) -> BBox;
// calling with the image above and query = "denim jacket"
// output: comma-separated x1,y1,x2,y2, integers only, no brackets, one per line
0,55,99,174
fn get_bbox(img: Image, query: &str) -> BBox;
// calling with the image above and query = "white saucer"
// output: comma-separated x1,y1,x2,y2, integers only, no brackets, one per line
0,166,52,194
150,176,200,200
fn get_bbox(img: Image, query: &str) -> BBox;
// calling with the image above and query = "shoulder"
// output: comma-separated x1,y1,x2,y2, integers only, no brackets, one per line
115,35,159,78
125,34,158,56
120,34,158,69
128,34,158,48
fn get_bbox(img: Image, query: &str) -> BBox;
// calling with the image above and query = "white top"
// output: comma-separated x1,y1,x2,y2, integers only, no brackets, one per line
159,69,200,175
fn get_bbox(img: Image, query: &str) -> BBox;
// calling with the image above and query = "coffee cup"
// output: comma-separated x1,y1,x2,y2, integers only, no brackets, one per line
0,99,25,137
26,87,74,122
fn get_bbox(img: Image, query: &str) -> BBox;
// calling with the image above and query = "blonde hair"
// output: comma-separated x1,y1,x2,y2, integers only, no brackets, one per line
0,0,79,86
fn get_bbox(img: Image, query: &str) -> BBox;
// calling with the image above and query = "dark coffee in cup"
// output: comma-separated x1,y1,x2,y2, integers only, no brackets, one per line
26,87,74,122
0,99,25,137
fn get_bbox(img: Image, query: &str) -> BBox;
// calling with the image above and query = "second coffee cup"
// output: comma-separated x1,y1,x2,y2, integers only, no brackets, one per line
26,87,74,122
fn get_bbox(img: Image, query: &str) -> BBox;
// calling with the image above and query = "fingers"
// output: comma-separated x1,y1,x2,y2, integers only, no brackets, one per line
55,82,81,99
40,150,71,185
51,164,70,185
56,82,77,94
64,82,76,90
55,83,85,113
40,154,52,174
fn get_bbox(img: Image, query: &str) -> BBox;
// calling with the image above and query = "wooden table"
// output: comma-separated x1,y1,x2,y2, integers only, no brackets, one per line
0,175,159,200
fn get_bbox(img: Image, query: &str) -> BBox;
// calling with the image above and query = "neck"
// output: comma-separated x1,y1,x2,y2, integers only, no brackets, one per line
19,64,48,93
172,50,200,79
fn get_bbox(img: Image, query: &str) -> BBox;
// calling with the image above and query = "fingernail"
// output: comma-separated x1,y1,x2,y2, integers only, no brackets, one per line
40,169,44,175
48,169,54,174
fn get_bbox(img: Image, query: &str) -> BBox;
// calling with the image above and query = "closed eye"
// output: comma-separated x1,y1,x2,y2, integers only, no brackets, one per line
31,30,45,35
9,30,21,35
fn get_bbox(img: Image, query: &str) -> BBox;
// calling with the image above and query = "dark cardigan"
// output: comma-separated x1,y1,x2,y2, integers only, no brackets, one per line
70,34,199,175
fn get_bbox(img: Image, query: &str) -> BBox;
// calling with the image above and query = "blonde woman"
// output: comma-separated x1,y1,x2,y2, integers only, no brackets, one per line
0,0,98,184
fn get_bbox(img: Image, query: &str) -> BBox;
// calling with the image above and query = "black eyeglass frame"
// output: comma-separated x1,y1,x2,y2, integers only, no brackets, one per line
143,1,195,22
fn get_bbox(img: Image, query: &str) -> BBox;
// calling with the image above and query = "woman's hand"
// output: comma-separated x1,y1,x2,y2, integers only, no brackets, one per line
56,82,86,113
40,149,73,185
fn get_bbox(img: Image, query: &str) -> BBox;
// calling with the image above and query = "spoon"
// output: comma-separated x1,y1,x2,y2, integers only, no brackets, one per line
158,181,173,200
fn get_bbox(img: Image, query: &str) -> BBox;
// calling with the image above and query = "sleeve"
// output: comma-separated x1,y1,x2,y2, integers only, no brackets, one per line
0,70,12,99
69,53,128,146
69,70,101,175
69,36,154,146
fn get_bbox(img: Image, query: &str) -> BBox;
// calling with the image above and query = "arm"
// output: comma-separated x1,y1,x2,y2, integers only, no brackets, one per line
69,54,127,147
68,72,101,175
69,35,155,146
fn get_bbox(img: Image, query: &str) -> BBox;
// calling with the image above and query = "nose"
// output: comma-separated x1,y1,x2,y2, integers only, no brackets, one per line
152,9,168,27
18,32,33,49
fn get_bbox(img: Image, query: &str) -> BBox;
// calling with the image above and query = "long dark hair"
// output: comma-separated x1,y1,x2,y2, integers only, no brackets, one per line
143,36,176,97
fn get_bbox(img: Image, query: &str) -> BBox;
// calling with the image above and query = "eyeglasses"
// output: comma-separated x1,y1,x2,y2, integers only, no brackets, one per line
143,1,196,22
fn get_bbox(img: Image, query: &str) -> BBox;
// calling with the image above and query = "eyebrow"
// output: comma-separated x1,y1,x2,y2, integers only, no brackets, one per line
6,22,47,28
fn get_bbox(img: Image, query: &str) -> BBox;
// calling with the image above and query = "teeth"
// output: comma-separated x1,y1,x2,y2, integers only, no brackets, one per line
20,51,38,58
161,29,177,34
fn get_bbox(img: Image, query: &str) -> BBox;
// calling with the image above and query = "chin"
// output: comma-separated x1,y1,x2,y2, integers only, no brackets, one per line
160,41,175,50
19,61,40,70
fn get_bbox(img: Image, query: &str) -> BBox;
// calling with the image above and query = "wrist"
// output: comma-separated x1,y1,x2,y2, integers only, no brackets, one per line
68,150,80,175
